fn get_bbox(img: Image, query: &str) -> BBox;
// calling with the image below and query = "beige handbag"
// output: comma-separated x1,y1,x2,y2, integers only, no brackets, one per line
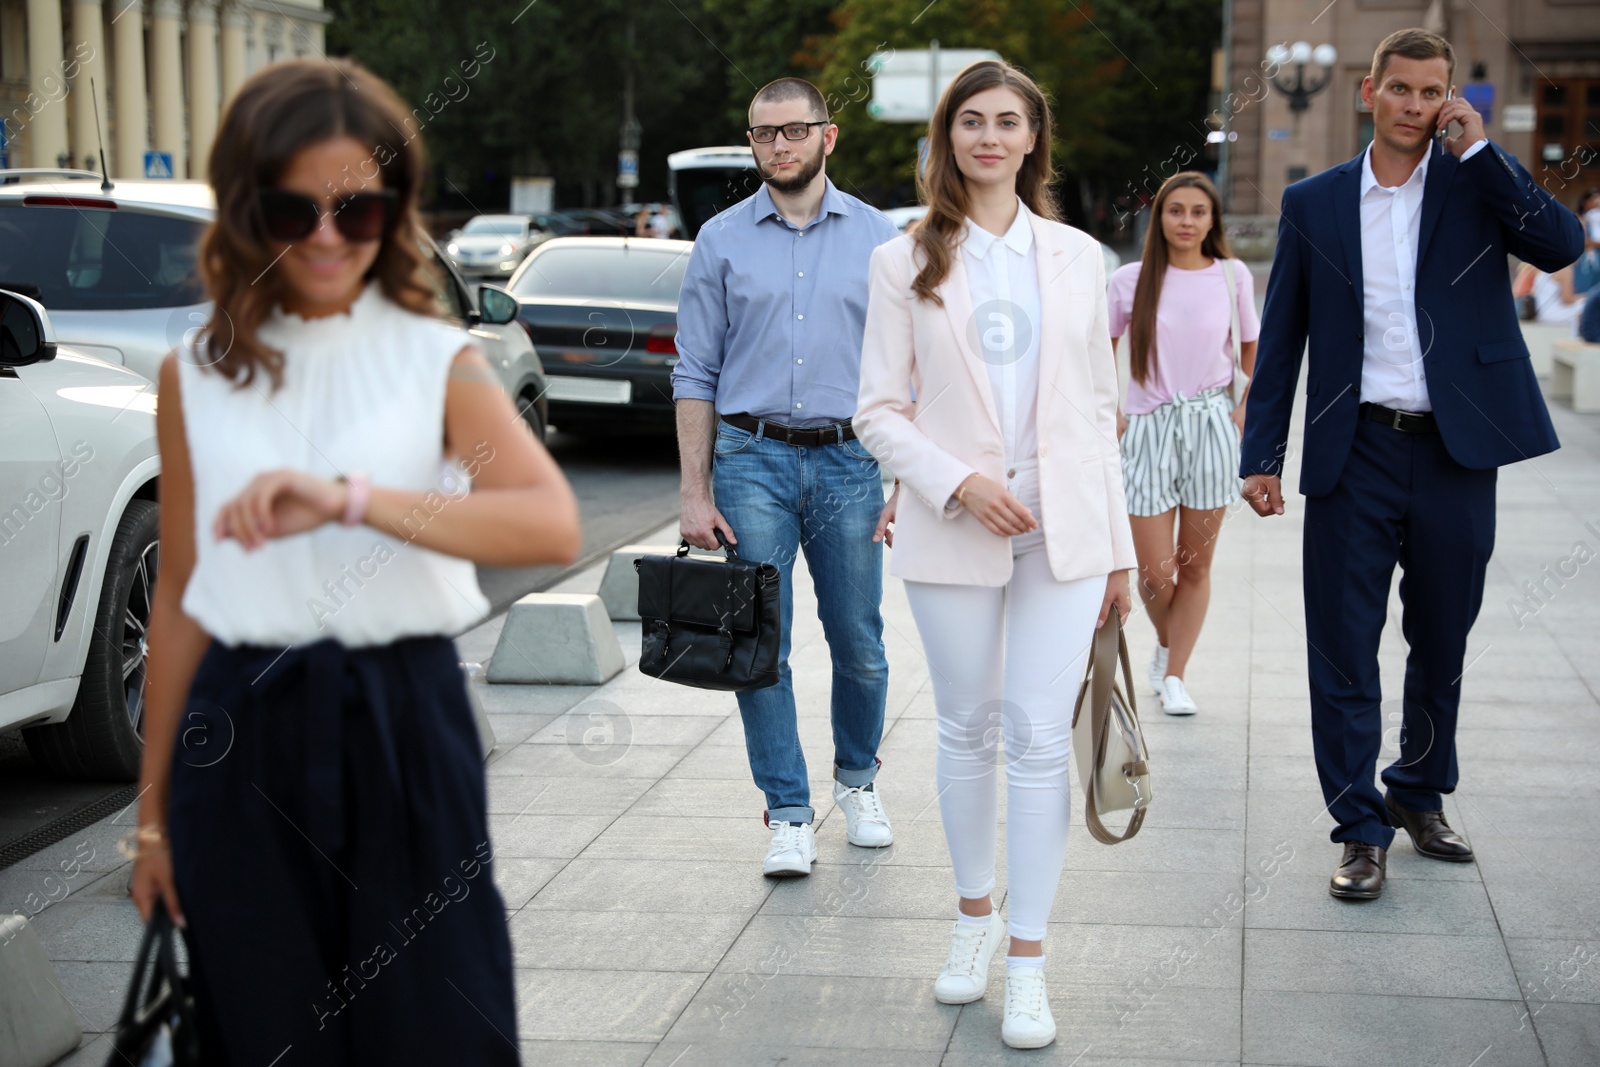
1220,258,1250,405
1071,605,1152,844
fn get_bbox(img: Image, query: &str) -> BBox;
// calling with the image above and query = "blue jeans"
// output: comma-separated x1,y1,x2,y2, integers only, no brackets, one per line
712,419,890,825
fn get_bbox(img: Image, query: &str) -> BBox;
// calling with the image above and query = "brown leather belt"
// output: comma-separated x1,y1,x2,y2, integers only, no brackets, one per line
720,413,857,447
1361,402,1437,433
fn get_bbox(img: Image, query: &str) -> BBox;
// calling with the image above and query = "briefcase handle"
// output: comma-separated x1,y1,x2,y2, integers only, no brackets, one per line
677,528,738,560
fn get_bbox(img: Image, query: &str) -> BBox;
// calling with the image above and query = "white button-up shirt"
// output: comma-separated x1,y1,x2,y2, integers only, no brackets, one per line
961,200,1043,468
1358,139,1486,411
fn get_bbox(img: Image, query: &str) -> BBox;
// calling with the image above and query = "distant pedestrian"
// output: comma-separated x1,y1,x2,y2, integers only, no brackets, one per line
672,77,900,877
649,204,673,239
128,58,580,1062
855,59,1136,1051
1241,28,1581,901
1108,171,1258,716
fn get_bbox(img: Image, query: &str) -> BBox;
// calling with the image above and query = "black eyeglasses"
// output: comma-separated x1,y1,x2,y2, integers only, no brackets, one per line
256,188,398,243
746,121,829,144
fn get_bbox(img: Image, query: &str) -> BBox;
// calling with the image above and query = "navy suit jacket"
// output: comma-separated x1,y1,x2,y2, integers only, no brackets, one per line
1240,140,1583,497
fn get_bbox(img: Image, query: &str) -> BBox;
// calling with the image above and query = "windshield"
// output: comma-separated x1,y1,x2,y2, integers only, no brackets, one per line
0,203,205,310
670,165,762,240
511,244,688,303
463,218,524,236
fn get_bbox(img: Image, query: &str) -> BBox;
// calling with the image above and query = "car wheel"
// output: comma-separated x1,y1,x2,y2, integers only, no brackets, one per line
25,498,158,781
520,390,547,443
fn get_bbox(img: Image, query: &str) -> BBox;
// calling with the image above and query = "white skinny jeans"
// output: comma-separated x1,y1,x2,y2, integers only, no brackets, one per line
903,465,1103,941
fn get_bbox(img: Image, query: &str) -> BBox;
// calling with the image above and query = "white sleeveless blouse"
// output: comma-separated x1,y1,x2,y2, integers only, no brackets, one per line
177,285,490,647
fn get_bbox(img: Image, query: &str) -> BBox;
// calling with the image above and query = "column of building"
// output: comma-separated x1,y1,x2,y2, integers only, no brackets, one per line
69,0,109,174
187,0,219,177
24,0,70,167
148,0,185,178
111,0,149,177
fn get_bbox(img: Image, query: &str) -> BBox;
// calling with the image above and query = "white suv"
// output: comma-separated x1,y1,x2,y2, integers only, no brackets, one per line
0,289,160,780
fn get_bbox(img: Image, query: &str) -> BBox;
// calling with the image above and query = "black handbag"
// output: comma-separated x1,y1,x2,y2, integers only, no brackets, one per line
106,900,203,1066
634,533,781,691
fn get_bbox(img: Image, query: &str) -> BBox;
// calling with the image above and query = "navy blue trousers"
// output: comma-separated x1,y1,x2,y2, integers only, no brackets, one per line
168,636,519,1066
1302,418,1496,848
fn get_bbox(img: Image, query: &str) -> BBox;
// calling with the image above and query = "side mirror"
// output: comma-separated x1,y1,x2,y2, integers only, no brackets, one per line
0,289,57,368
477,284,519,326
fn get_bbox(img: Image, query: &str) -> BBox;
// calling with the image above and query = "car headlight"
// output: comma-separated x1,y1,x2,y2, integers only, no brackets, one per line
499,243,515,255
446,242,459,255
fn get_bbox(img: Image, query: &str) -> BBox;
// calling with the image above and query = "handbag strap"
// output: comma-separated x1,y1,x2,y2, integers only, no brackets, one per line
1081,606,1148,845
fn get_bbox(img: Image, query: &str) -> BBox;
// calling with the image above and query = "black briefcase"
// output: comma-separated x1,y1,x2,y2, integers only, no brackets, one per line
634,534,780,691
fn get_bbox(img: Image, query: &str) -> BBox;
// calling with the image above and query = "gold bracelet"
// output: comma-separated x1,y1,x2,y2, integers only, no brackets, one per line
956,483,970,506
116,825,169,861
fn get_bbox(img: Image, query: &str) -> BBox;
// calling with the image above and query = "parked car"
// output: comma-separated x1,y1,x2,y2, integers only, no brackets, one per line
669,146,761,239
0,175,547,438
880,203,1122,276
1,289,161,780
506,236,691,434
444,213,545,278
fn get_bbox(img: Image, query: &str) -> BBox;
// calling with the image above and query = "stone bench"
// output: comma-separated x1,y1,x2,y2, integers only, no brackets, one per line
1550,338,1600,413
487,593,625,685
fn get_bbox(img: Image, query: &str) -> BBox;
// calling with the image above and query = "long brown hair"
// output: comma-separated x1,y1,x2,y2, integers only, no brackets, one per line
199,58,441,391
911,60,1059,305
1127,171,1232,386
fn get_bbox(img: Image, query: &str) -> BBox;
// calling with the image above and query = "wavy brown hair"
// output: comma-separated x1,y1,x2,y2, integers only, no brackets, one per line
199,58,441,391
911,60,1059,305
1127,171,1232,386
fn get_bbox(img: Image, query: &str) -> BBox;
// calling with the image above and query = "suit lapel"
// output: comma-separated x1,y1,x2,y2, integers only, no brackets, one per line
937,252,1002,436
1332,157,1364,304
1416,141,1452,269
1030,214,1066,429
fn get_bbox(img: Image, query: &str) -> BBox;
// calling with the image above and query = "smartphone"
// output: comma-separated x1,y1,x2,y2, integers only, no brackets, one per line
1437,87,1456,141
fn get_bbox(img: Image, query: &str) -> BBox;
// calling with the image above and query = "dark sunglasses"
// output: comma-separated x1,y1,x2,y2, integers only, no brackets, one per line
256,188,398,243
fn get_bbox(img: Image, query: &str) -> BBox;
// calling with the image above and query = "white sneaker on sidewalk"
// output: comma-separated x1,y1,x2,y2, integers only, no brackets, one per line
1148,643,1169,694
1160,675,1198,716
1001,967,1057,1049
762,821,816,877
933,912,1005,1004
832,781,893,847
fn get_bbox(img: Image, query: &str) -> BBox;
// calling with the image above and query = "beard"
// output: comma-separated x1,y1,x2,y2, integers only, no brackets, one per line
759,142,825,194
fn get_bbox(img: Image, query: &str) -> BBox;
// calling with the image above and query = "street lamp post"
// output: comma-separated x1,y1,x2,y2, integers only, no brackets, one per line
1266,41,1338,113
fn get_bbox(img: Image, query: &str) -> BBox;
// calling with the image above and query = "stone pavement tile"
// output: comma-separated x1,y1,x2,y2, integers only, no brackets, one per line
1461,758,1600,798
1471,830,1600,885
0,861,121,914
1456,701,1600,732
1453,791,1600,840
517,1039,655,1067
1240,988,1543,1067
579,814,773,863
1114,787,1245,832
588,684,740,718
487,775,656,816
495,857,567,910
1476,881,1595,940
943,983,1241,1063
1244,792,1484,884
484,711,561,749
1154,753,1250,791
487,814,615,859
50,1032,115,1067
1531,1001,1600,1065
627,777,771,818
487,742,695,780
660,973,958,1052
510,910,748,971
1247,722,1315,757
811,820,966,868
714,915,954,979
29,900,144,963
656,745,761,780
1243,929,1521,999
528,714,728,750
1063,828,1245,876
515,967,706,1042
1048,920,1241,991
759,861,976,921
473,682,594,717
645,1043,942,1066
49,959,129,1034
13,816,137,874
1052,870,1245,929
1505,937,1600,1007
527,858,774,914
1241,872,1500,935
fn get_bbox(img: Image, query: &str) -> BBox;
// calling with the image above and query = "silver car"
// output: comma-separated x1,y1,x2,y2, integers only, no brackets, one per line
445,213,546,279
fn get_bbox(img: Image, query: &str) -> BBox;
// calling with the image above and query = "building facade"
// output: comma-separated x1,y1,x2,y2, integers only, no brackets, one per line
1,0,329,179
1224,0,1600,215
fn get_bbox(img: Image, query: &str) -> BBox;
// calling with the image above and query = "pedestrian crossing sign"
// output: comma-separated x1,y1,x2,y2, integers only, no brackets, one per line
144,152,173,179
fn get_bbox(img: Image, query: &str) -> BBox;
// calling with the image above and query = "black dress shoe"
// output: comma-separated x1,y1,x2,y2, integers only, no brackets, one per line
1329,841,1386,900
1385,794,1475,862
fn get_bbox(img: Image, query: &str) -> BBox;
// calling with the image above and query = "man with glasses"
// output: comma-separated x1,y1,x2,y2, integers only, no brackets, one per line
673,77,901,876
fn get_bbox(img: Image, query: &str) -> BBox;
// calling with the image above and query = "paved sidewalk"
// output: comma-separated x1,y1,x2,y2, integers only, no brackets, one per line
8,373,1600,1066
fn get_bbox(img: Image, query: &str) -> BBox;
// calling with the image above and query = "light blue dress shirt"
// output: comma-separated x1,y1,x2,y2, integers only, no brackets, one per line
671,179,900,427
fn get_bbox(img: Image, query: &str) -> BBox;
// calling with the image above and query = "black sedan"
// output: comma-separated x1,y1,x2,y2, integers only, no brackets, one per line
506,237,690,435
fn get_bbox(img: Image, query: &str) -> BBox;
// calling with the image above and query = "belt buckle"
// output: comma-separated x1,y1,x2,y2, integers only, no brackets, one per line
1391,408,1405,430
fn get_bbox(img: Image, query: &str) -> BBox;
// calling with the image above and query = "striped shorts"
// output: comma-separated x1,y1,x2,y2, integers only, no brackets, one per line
1120,387,1242,516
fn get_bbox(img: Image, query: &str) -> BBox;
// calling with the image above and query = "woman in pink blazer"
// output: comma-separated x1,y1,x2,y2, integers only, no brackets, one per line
854,60,1136,1050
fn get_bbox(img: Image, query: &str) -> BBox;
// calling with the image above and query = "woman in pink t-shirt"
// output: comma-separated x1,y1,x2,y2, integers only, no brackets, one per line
1107,172,1258,716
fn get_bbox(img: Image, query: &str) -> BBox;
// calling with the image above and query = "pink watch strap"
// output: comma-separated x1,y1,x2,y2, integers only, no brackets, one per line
341,472,370,526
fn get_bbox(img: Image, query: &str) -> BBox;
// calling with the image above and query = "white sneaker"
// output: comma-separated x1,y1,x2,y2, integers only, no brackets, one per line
1160,675,1198,716
933,911,1005,1004
832,781,893,847
762,821,816,877
1148,644,1169,694
1001,967,1057,1049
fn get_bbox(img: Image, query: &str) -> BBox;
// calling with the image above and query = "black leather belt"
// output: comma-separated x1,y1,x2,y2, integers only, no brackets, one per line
720,413,856,446
1361,402,1437,433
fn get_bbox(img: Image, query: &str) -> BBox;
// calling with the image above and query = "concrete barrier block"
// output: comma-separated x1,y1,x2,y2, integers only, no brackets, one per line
598,544,680,620
487,593,625,685
1521,321,1571,378
0,914,82,1067
1552,338,1600,412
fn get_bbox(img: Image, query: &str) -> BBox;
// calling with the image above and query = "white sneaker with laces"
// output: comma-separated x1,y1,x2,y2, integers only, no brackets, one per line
933,912,1005,1004
832,781,893,847
1148,643,1169,694
1160,674,1198,716
762,821,816,877
1001,967,1057,1049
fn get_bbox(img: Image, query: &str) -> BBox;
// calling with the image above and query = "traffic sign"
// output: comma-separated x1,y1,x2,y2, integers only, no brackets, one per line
868,47,1002,123
617,149,639,189
144,151,173,179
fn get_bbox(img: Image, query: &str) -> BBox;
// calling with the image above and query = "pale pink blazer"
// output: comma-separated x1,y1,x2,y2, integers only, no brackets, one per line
854,209,1137,586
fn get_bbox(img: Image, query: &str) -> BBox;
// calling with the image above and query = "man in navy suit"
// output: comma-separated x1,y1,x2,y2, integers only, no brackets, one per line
1240,28,1582,900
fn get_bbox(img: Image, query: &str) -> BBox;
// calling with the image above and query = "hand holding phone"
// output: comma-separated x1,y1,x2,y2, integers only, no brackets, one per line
1437,88,1486,159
